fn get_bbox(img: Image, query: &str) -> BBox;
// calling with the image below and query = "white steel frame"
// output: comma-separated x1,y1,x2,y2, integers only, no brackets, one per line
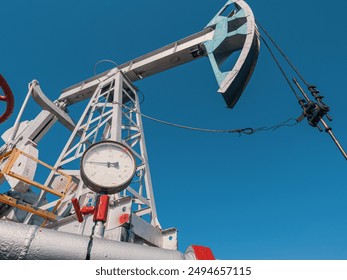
23,71,160,229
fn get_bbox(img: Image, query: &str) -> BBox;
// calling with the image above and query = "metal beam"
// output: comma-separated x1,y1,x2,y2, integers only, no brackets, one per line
57,1,260,110
58,28,215,105
31,84,75,131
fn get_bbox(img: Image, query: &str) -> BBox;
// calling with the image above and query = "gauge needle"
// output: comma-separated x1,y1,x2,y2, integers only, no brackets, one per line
86,161,119,168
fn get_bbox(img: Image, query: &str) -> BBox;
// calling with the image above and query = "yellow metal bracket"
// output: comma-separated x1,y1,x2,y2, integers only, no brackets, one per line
0,148,73,225
0,194,57,221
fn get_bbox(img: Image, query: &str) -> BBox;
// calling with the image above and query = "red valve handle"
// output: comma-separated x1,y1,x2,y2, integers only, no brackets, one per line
72,195,110,224
71,198,84,223
0,75,14,124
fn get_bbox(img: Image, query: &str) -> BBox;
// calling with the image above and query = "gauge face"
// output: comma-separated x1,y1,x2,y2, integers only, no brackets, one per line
80,141,136,194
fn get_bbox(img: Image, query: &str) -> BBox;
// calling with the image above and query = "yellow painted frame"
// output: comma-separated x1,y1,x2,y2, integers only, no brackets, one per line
0,148,73,223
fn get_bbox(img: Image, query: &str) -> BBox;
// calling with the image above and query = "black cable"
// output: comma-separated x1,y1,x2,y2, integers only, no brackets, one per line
253,118,299,133
85,221,96,260
85,194,101,260
139,110,300,135
259,35,302,102
139,112,254,134
93,59,119,82
120,101,299,136
138,89,145,104
256,20,310,88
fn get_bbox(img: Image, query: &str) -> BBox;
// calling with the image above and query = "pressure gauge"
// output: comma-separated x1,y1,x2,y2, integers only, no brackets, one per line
80,141,136,194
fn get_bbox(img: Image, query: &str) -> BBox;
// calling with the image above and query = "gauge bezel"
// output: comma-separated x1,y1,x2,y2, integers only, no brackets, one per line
80,140,136,194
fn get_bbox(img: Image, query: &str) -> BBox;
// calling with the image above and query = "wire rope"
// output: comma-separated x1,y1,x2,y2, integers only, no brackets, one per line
256,20,311,88
120,103,299,135
259,35,302,102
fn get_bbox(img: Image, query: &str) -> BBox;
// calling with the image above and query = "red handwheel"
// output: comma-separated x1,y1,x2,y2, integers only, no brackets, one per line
0,74,14,124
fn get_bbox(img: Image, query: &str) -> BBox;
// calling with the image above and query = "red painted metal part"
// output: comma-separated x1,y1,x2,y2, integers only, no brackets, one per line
71,198,84,223
80,206,95,215
93,195,109,222
191,245,215,260
119,213,130,225
0,75,14,124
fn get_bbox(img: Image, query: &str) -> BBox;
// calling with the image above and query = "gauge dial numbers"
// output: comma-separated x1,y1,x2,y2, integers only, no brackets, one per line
80,141,136,194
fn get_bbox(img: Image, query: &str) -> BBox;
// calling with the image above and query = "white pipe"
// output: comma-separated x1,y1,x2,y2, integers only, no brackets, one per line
0,220,193,260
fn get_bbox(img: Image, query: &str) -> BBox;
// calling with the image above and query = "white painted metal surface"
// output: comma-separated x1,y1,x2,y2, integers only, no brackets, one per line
0,0,259,260
0,220,191,260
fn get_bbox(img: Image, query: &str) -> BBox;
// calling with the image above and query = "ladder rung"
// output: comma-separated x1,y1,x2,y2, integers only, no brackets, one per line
7,171,64,197
0,194,57,221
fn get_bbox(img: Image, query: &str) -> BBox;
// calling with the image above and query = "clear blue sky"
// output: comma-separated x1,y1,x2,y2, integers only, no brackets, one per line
0,0,346,260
